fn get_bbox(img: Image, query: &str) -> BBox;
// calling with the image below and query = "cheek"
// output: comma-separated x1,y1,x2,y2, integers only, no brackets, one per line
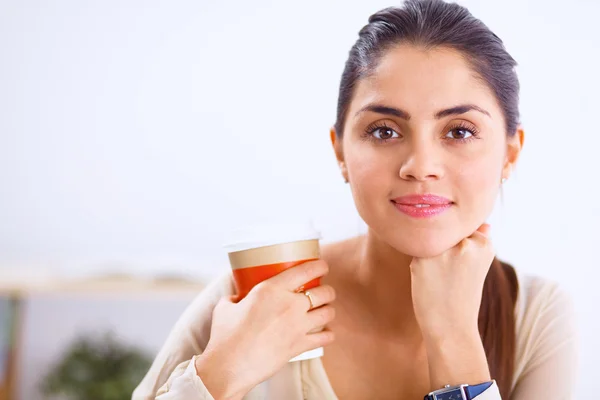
455,155,502,216
350,155,388,189
345,147,395,216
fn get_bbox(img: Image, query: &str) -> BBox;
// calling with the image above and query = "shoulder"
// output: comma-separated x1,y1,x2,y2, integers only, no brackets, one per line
512,270,578,386
514,271,576,331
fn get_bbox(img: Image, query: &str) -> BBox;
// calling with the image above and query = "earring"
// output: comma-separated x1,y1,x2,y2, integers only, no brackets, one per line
344,178,349,184
501,177,507,184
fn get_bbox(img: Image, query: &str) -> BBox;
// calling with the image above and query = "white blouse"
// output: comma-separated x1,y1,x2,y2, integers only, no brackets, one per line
132,270,578,399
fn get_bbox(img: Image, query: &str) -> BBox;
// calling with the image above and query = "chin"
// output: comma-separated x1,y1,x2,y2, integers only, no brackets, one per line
388,230,462,258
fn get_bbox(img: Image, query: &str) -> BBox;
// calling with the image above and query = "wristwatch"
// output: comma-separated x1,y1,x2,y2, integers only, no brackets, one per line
424,381,494,400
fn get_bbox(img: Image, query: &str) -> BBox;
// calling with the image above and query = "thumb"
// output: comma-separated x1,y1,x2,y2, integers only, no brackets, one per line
218,294,238,305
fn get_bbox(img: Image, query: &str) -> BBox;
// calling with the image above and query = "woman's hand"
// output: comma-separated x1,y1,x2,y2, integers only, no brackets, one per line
410,223,494,389
195,260,336,400
410,223,494,339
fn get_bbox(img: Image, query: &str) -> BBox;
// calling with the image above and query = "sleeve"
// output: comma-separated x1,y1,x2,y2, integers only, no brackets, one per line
131,272,235,400
510,283,579,399
153,356,215,400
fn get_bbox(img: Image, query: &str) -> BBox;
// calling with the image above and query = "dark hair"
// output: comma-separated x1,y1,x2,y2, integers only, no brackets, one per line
333,0,520,397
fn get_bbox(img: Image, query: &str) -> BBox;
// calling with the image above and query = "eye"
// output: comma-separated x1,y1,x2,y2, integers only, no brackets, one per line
445,127,474,140
443,121,480,142
371,127,400,140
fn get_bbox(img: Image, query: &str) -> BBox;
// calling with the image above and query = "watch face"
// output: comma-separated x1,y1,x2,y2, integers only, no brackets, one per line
435,388,465,400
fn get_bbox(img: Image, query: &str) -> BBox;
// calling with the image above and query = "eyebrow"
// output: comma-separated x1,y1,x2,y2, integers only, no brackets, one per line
354,103,491,120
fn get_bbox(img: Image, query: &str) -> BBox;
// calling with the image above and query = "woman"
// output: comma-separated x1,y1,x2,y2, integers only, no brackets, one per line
133,0,577,399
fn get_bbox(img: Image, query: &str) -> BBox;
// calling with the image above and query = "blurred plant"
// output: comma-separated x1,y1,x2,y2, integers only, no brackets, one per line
40,332,152,400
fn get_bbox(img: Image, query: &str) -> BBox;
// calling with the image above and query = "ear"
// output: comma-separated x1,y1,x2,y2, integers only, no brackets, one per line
330,126,348,183
502,124,525,180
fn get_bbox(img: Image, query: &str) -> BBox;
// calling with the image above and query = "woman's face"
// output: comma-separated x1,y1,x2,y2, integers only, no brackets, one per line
333,44,522,258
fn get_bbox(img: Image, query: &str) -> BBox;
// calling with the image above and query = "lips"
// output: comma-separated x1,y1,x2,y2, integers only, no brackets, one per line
392,194,452,205
391,194,453,218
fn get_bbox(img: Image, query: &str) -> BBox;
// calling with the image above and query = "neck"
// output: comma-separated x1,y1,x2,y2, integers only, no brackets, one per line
344,230,421,338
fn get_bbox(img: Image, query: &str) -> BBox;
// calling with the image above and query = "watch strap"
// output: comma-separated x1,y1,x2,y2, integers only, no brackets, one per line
424,380,495,400
464,381,494,399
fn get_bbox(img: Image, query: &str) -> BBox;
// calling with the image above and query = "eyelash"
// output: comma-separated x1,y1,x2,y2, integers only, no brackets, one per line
363,121,398,143
363,121,481,144
444,121,481,143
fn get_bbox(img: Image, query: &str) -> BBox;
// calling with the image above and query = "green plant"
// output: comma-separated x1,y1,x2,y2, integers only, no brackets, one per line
41,332,152,400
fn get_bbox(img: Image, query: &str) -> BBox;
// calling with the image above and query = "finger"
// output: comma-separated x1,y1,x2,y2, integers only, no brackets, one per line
306,305,336,331
298,327,335,354
474,223,491,238
297,285,336,312
267,260,329,292
467,223,491,239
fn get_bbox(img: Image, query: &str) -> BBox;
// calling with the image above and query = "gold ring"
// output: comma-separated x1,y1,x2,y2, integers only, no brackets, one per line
303,290,315,311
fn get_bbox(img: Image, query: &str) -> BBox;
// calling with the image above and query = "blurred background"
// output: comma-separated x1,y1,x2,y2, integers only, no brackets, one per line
1,0,598,399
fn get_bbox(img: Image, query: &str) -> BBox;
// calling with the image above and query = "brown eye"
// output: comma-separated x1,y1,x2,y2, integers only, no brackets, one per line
445,128,474,140
372,127,399,140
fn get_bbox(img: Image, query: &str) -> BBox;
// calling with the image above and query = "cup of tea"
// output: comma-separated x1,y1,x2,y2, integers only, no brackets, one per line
223,221,323,362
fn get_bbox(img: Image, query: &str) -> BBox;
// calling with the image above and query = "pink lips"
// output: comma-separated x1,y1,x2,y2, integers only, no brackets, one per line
391,194,453,218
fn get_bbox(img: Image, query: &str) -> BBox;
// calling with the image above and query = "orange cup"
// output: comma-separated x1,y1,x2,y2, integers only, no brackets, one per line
224,222,323,362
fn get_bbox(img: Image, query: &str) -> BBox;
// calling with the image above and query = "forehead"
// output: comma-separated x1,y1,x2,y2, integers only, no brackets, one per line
349,44,502,122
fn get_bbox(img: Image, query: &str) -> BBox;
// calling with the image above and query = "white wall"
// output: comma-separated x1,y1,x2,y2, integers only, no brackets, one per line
1,0,598,398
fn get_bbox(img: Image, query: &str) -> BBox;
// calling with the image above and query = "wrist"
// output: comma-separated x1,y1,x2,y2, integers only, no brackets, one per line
194,350,250,400
421,322,481,347
423,330,491,390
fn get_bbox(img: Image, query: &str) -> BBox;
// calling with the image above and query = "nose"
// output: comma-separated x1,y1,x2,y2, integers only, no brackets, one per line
398,138,444,182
